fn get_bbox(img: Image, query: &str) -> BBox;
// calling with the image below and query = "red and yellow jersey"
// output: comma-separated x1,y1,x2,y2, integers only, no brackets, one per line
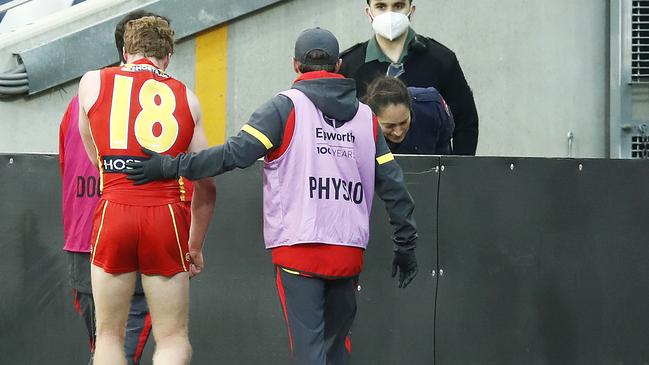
88,59,194,206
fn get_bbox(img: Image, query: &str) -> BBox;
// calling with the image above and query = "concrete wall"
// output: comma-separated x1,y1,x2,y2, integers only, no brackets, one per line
0,0,610,158
632,88,649,121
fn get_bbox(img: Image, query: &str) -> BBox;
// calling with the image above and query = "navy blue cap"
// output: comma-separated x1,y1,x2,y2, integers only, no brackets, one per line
294,27,339,65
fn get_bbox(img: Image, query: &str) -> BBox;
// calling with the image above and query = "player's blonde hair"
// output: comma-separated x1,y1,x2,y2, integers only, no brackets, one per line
123,16,175,59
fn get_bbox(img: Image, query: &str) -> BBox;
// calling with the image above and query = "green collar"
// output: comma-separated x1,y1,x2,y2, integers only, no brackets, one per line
365,28,416,64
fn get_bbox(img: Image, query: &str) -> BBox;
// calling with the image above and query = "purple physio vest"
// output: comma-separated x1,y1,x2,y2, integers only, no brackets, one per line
263,89,375,249
61,96,100,252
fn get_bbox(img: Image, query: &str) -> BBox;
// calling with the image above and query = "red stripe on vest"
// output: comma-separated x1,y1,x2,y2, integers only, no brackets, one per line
372,114,379,141
267,108,296,162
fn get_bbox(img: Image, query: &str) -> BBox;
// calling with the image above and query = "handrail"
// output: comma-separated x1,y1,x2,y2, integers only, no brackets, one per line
0,0,32,13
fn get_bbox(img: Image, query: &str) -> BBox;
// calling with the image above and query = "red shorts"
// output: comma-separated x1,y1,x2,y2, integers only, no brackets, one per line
90,199,191,276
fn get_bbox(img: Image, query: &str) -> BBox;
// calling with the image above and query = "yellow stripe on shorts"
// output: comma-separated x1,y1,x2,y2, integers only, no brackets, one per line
241,124,273,150
376,152,395,165
178,177,186,202
281,267,302,276
167,204,188,272
91,201,109,264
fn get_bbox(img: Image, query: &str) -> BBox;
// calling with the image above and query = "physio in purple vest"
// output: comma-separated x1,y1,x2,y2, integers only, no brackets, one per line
126,27,418,365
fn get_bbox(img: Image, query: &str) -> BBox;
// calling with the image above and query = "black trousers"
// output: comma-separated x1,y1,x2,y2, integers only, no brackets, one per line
275,266,358,365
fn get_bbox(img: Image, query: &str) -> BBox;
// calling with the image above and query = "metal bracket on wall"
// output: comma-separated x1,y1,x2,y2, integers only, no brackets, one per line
14,0,287,95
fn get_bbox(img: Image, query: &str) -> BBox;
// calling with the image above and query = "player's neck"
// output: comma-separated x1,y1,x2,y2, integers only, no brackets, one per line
126,55,165,70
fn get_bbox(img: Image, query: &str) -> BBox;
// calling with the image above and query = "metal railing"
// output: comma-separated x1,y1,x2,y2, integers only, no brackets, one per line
0,0,33,14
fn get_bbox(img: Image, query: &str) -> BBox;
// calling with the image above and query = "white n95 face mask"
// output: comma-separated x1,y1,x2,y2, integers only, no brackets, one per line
371,11,411,41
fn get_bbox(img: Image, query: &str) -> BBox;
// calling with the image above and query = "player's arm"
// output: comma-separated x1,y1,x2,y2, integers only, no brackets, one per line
77,71,101,167
184,88,216,276
374,122,418,288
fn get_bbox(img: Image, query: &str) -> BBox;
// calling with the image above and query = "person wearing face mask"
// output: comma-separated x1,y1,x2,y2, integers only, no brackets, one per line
340,0,479,156
363,76,454,154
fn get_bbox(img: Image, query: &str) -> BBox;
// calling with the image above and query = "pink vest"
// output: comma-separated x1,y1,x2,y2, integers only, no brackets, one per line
263,89,375,249
61,96,100,252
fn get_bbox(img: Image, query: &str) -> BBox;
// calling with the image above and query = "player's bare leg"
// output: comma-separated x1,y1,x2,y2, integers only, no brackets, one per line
91,266,137,365
142,272,191,365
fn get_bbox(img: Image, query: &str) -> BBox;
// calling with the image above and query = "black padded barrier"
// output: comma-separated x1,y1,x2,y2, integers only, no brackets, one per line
435,157,649,365
0,155,89,364
2,154,649,365
353,155,439,365
0,154,439,365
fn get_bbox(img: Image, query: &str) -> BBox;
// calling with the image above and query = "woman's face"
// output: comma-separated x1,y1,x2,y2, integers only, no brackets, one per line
377,103,411,143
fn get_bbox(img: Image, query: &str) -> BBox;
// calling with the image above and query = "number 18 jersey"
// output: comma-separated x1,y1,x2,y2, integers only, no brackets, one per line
88,59,194,206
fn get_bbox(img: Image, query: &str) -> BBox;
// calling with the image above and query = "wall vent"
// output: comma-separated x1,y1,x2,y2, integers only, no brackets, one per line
631,134,649,158
632,1,649,83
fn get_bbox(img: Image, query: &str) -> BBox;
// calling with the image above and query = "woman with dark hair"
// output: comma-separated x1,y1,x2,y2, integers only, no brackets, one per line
364,76,455,154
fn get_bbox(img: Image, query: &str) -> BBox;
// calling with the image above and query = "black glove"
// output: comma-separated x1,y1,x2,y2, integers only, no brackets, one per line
125,147,179,185
391,245,417,288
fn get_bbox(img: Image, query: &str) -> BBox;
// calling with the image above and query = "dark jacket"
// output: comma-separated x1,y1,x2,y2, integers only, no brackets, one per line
176,71,417,248
387,86,455,155
340,33,479,155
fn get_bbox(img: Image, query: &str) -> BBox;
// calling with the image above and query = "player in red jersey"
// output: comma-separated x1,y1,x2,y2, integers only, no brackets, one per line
78,16,216,365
